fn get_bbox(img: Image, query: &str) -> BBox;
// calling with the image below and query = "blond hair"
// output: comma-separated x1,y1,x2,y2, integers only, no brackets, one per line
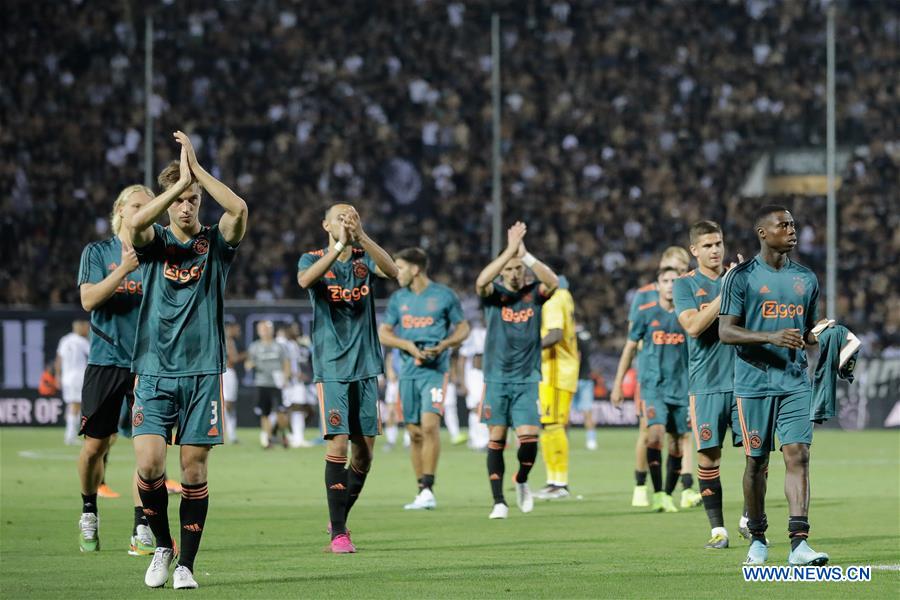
660,245,690,266
111,184,153,234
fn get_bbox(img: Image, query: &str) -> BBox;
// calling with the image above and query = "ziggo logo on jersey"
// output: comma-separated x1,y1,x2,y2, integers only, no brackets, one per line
402,315,434,329
327,284,370,302
652,331,685,345
761,301,805,319
164,261,205,283
501,307,534,323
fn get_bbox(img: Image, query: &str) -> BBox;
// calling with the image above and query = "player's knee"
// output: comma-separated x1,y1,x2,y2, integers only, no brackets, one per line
81,436,111,459
783,444,809,470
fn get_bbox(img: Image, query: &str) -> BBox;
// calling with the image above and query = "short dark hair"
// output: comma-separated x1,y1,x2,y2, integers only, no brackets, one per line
689,220,722,244
657,266,680,279
395,247,429,271
755,204,790,227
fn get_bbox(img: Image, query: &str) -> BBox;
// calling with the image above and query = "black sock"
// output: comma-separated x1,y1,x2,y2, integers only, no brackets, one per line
81,493,98,514
421,474,435,491
325,455,349,539
133,506,148,534
647,447,663,492
681,472,694,490
748,515,768,544
101,452,109,484
487,440,506,504
178,482,209,572
515,435,538,484
635,470,648,486
665,454,682,495
417,477,425,493
137,474,173,548
345,463,369,519
788,515,810,551
698,467,724,528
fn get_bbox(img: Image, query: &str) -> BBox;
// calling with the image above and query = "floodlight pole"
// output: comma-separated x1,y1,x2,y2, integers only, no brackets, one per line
144,14,154,188
491,13,502,257
825,3,837,318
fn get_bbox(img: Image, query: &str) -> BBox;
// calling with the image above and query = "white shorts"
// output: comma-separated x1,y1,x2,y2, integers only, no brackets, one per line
464,370,484,410
282,382,310,407
444,382,457,408
385,380,399,405
223,368,238,403
62,375,84,404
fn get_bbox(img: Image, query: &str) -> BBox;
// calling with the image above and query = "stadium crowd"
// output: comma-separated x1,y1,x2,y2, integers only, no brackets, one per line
2,0,897,351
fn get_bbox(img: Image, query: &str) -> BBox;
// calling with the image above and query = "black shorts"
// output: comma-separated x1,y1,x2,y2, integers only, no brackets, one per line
80,365,135,439
254,386,284,416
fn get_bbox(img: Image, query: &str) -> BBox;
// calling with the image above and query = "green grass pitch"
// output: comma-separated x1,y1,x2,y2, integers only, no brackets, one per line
2,427,898,598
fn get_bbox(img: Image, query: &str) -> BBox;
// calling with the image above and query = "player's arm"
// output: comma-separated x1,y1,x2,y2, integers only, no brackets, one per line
677,296,722,338
129,148,192,247
342,209,398,279
378,324,425,361
455,353,467,395
519,241,559,296
79,242,140,312
297,223,352,288
541,293,564,348
282,358,292,386
476,222,526,297
718,315,804,349
610,339,639,407
424,320,471,358
384,350,398,382
175,131,248,245
243,345,255,371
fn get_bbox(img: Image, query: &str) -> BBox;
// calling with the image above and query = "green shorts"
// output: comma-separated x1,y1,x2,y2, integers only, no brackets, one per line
644,395,690,436
132,374,224,446
479,382,539,428
689,392,742,451
735,390,813,457
315,377,380,438
399,373,448,425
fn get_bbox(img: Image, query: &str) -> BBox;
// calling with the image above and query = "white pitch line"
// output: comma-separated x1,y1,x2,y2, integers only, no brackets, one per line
869,565,900,571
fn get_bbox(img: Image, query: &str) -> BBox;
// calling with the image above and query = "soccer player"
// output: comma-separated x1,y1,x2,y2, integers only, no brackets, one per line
615,247,699,508
458,318,489,450
379,247,470,510
223,322,245,445
245,320,291,449
297,203,398,553
574,324,598,450
535,276,579,500
673,220,743,548
277,323,315,448
57,320,90,445
612,266,689,513
476,222,559,519
382,349,402,450
719,205,830,567
76,185,154,554
129,131,248,589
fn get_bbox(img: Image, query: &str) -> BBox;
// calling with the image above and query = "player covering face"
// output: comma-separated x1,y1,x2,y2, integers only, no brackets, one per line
297,203,398,553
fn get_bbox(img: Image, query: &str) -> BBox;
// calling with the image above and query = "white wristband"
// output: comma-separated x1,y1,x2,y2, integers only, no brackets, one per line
334,241,345,253
522,253,537,268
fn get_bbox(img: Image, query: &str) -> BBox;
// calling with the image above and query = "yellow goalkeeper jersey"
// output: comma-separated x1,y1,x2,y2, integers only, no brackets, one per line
541,287,579,392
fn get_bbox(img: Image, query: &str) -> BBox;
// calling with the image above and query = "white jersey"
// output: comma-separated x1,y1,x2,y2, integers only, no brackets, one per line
277,335,312,405
57,333,89,385
458,325,485,409
57,332,89,403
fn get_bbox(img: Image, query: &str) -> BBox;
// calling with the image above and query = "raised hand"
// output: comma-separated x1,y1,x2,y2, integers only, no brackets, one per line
174,130,199,171
727,253,745,271
341,208,364,244
768,328,805,349
336,218,352,246
506,221,527,253
178,146,191,184
120,240,139,273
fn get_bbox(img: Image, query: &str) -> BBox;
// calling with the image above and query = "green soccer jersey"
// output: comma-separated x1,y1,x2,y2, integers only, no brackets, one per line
720,254,819,398
297,248,384,382
672,270,735,394
483,282,552,384
628,282,659,387
77,237,143,368
628,301,689,405
384,282,465,378
132,223,237,376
